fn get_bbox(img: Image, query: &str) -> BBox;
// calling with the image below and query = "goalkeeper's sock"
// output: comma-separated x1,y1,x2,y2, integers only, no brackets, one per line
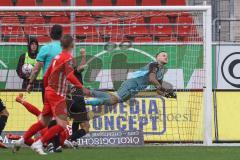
68,129,86,141
0,115,8,135
22,101,41,117
23,121,45,142
85,98,104,106
41,125,64,144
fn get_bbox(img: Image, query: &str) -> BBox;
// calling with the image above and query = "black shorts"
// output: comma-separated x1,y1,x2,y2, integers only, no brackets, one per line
66,89,89,122
0,99,6,112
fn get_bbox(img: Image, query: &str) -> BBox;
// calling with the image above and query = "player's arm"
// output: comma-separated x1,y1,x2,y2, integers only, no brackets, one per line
64,60,83,89
28,62,43,84
148,63,162,89
148,63,176,99
76,48,86,72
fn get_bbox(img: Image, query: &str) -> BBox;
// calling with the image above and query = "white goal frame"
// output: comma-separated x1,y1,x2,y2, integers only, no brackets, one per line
0,6,212,146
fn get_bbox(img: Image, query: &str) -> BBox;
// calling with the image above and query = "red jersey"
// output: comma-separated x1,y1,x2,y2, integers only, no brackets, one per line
44,51,82,97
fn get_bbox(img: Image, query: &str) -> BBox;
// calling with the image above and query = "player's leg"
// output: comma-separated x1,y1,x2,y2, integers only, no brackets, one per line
12,95,52,153
116,79,139,102
67,97,90,143
85,89,119,106
86,79,139,106
16,93,41,117
0,99,9,148
12,114,50,153
46,120,62,152
71,120,80,135
32,96,68,155
68,121,89,142
67,93,85,135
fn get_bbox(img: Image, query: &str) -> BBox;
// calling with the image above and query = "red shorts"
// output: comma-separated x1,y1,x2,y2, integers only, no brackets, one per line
42,89,67,117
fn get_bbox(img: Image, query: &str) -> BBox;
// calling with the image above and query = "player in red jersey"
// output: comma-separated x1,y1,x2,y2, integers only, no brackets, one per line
12,93,70,153
14,35,87,155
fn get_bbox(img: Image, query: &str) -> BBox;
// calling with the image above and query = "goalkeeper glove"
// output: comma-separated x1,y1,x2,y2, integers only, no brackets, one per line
164,91,177,99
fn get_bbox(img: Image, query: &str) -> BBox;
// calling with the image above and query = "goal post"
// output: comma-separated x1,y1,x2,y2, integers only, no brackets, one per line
0,6,212,146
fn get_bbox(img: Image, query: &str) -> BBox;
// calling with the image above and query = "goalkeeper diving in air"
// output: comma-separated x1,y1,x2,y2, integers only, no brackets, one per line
85,51,177,106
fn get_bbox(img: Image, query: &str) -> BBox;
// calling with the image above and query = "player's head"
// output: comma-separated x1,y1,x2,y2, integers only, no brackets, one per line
61,35,74,51
27,37,39,56
50,24,63,40
156,51,168,65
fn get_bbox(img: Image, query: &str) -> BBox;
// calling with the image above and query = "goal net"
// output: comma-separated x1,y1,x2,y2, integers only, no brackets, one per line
0,6,212,145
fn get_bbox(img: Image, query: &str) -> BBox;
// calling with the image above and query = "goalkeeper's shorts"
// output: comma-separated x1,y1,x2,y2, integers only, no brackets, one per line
117,78,147,101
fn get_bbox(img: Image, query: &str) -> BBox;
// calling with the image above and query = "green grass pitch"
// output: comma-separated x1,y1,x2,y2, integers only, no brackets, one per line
1,146,240,160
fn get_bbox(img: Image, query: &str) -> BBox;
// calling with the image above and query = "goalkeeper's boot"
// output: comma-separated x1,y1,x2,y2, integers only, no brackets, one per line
31,139,47,155
0,140,7,148
12,137,24,153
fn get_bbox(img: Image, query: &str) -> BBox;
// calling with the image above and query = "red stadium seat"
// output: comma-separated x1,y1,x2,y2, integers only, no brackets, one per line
0,0,13,6
75,17,96,23
150,16,172,36
2,26,24,35
17,12,41,17
8,37,27,42
0,12,16,17
158,37,177,42
117,0,136,6
76,26,98,36
1,17,20,24
92,0,112,6
134,37,152,42
50,17,70,24
42,0,62,6
176,16,193,23
24,26,48,35
100,26,122,36
63,26,70,34
117,11,141,17
76,0,88,6
141,0,161,6
124,26,149,35
16,0,36,6
91,11,117,17
166,0,186,6
150,25,173,36
42,12,67,17
150,16,170,23
37,36,51,42
176,16,195,36
25,17,45,24
123,17,145,24
75,12,92,17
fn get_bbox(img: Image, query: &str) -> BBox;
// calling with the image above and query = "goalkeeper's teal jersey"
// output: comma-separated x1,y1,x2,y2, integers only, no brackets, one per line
117,62,164,101
128,62,164,82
